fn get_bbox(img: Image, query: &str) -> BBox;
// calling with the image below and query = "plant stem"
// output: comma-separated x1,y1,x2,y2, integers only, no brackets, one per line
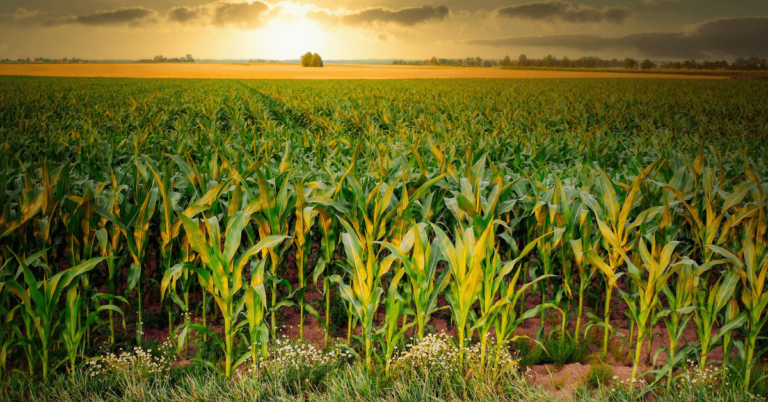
324,275,331,348
602,283,613,360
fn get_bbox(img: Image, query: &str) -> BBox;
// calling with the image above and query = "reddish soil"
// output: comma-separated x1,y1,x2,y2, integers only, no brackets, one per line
86,239,720,400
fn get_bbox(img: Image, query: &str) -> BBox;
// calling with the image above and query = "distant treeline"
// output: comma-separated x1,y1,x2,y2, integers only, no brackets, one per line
137,54,195,63
395,55,768,71
1,57,83,63
393,57,500,67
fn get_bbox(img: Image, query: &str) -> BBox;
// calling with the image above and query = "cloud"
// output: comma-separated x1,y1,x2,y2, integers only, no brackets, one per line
44,7,156,27
211,1,270,28
167,6,201,24
496,1,631,24
166,1,271,28
308,5,449,27
638,0,682,7
466,16,768,59
0,7,46,25
13,8,41,20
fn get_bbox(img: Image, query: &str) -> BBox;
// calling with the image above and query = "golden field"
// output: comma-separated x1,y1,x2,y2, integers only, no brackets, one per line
0,62,720,79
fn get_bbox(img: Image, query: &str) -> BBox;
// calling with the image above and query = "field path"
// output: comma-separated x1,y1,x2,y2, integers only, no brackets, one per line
0,63,720,79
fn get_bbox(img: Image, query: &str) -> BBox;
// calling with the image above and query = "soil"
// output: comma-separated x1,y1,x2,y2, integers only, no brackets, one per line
66,239,721,401
0,63,721,80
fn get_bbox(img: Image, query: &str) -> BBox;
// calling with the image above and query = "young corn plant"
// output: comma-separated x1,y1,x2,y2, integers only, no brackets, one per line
656,262,719,391
172,211,288,377
707,224,768,388
693,270,747,369
4,250,107,379
375,224,448,341
472,232,552,365
244,258,269,368
253,168,294,333
584,163,657,359
61,286,125,378
331,219,389,370
430,222,493,356
97,185,158,345
620,238,684,392
377,268,414,371
292,178,321,339
569,232,597,341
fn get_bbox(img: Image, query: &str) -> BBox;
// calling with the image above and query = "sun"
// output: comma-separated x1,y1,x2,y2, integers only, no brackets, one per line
259,18,326,60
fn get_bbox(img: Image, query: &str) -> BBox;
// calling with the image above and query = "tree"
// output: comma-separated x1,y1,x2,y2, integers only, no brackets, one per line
502,55,511,67
430,57,438,65
475,57,482,67
482,60,492,67
623,58,637,69
311,53,323,67
519,54,527,67
301,52,313,67
186,54,195,62
640,59,654,70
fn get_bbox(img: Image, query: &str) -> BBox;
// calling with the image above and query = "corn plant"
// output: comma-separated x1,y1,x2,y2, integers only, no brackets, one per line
292,178,321,339
584,163,657,359
377,268,414,371
707,227,768,387
375,224,447,341
693,270,747,369
244,258,269,368
97,185,158,345
430,222,492,354
3,250,107,379
61,286,124,378
331,214,394,369
472,232,552,364
656,261,722,391
172,211,288,377
620,238,684,391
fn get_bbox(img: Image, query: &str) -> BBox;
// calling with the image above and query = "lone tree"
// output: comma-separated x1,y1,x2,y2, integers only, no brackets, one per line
640,59,655,70
302,52,324,67
623,58,637,69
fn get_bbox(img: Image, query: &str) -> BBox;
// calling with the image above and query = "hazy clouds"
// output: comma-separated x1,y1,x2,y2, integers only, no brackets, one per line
1,0,766,60
43,7,156,27
308,5,449,27
468,16,768,59
166,1,271,28
496,1,631,24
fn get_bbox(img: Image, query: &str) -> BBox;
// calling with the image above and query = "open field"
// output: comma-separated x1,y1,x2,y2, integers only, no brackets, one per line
1,77,767,402
0,62,724,79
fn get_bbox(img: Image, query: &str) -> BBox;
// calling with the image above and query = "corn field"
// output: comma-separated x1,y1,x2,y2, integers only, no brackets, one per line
0,76,767,394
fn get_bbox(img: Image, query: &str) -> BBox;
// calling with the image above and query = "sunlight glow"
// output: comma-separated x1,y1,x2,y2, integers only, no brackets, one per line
258,18,326,60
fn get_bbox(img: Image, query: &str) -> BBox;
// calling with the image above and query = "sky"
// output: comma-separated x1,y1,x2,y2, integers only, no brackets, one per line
0,0,766,61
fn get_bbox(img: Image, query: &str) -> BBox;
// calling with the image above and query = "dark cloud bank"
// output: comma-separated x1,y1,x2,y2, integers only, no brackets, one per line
167,1,270,28
44,7,156,27
496,1,631,24
308,5,449,27
469,16,768,59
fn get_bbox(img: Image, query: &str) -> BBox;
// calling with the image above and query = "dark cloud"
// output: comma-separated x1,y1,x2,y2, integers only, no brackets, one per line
211,1,270,28
166,1,271,28
309,5,449,27
167,6,200,24
467,16,768,59
496,1,631,24
44,7,155,27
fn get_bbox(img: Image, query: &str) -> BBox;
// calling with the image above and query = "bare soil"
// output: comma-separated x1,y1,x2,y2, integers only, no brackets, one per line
0,63,720,80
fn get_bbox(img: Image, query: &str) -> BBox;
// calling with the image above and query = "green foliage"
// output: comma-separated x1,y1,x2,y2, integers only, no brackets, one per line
0,76,767,399
581,363,613,390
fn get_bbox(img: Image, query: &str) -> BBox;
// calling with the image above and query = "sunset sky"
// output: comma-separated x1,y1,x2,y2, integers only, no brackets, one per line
1,0,766,61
